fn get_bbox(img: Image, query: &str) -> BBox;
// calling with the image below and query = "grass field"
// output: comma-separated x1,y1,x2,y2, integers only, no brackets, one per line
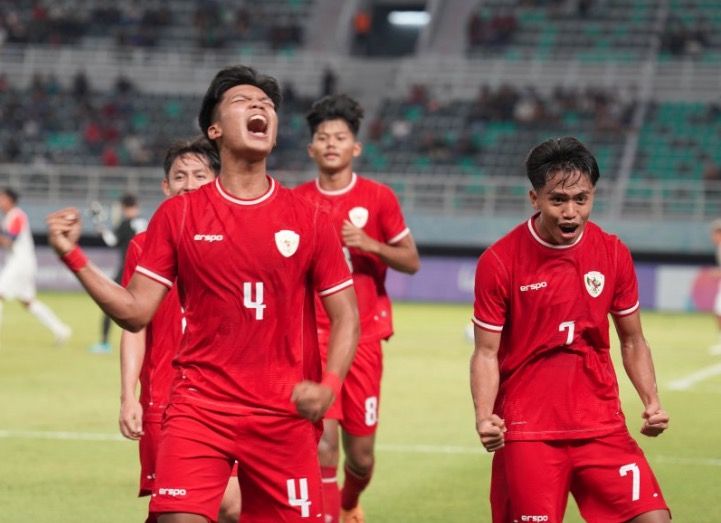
1,293,721,522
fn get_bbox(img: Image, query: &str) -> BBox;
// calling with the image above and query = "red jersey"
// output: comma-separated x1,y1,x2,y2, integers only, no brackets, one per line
473,216,639,441
122,232,183,423
294,173,410,343
136,177,353,416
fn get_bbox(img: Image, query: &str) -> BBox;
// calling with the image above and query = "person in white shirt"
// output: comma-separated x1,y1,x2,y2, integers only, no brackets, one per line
0,187,71,345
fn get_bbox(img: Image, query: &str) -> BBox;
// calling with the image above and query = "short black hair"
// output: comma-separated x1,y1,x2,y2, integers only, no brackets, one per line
198,65,282,143
306,94,364,137
120,193,138,208
1,187,19,203
163,136,220,178
525,137,600,190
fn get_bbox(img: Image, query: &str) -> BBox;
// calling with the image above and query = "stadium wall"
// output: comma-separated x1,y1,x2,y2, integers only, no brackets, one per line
16,248,720,314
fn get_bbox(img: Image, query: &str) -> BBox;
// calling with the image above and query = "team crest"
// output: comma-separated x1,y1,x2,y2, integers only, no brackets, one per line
348,207,369,228
275,230,300,257
584,271,605,298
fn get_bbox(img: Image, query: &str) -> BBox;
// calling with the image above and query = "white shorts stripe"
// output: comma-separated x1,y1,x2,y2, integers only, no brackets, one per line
136,266,174,288
318,278,353,297
472,317,503,332
388,228,411,245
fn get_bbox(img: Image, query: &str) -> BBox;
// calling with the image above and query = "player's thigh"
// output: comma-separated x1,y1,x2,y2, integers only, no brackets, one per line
150,403,236,521
501,441,573,523
340,339,383,436
570,431,669,523
235,415,323,522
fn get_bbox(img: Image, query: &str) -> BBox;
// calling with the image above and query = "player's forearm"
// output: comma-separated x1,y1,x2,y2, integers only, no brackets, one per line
323,291,360,381
470,348,500,420
120,329,146,401
374,242,420,274
621,339,661,408
0,234,12,247
74,264,149,331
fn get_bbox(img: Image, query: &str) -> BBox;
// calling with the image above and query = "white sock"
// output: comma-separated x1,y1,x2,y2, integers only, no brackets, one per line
28,300,68,337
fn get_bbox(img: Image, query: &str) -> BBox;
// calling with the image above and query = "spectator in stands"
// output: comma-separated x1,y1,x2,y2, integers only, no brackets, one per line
322,67,338,97
352,6,372,55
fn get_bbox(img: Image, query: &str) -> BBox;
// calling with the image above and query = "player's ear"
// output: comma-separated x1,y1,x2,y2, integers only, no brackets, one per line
529,189,539,210
161,177,171,197
207,124,221,140
307,143,314,158
352,141,362,158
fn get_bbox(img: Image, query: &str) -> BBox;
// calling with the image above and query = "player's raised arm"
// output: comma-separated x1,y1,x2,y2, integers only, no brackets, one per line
46,207,167,331
470,326,506,452
613,311,669,437
341,220,420,274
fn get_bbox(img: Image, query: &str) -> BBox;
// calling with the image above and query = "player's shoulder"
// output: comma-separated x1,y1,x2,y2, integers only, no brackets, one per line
293,179,317,196
130,230,148,249
585,220,624,248
355,173,395,196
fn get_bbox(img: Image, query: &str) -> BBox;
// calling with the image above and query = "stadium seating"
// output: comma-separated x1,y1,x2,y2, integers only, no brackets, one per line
0,0,313,53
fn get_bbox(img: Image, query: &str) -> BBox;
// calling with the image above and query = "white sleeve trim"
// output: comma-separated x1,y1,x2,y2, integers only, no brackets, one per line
472,316,504,332
611,301,640,317
388,227,411,245
136,266,174,288
318,278,353,297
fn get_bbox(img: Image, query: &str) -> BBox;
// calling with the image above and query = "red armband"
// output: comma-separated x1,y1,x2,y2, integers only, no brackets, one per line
61,246,89,273
321,371,343,399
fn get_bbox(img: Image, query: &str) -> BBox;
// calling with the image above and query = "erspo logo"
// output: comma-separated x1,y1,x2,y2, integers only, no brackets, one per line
194,234,224,242
519,281,547,292
157,488,187,497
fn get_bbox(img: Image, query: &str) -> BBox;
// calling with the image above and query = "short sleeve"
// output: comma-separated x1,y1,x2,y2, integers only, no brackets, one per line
472,248,509,332
379,185,410,245
312,209,353,297
611,240,639,316
5,211,26,238
121,236,142,286
136,199,182,289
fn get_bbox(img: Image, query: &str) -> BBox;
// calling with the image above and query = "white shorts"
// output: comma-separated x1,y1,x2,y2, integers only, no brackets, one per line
0,264,36,302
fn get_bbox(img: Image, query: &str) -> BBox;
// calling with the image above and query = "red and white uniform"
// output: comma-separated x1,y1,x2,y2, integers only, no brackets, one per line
122,232,184,496
295,173,410,435
0,207,37,301
474,215,668,521
137,177,352,521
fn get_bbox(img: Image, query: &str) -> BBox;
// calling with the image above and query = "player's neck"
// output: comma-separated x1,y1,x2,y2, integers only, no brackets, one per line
219,157,270,200
317,167,354,191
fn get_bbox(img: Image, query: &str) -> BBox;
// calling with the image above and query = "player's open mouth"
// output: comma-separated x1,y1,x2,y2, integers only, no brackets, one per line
559,223,578,235
247,115,268,136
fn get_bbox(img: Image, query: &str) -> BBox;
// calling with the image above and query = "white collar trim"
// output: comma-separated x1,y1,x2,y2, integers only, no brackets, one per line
215,176,276,206
316,172,357,196
526,215,584,250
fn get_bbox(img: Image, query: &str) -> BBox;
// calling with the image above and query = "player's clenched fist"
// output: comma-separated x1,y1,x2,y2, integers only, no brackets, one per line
291,380,334,422
641,405,669,437
46,207,82,255
476,414,507,452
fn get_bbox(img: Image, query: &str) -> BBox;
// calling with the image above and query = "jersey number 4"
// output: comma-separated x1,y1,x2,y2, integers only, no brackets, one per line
243,282,266,320
286,478,311,517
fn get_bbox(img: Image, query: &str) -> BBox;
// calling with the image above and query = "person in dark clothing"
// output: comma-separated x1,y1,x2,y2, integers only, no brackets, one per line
89,193,147,353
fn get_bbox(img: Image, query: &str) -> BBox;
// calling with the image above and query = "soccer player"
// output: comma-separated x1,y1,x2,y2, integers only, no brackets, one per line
47,65,359,523
471,137,670,523
708,218,721,354
118,137,240,523
295,94,420,523
90,193,147,353
0,187,71,345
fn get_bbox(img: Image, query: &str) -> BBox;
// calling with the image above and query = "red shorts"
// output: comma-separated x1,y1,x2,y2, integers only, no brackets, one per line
324,339,383,436
138,419,161,496
149,402,323,522
138,419,238,497
490,430,669,523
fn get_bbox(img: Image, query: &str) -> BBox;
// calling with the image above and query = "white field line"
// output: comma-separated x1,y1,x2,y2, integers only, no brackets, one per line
1,430,720,467
666,362,721,390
